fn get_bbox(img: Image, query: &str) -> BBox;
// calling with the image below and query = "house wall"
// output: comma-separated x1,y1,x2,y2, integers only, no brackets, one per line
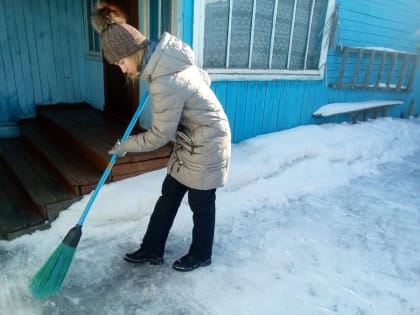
415,62,420,115
326,0,420,121
186,0,419,143
0,0,418,142
0,0,102,124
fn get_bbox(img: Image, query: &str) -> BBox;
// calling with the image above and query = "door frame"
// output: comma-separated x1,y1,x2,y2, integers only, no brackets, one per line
103,0,180,123
103,0,139,122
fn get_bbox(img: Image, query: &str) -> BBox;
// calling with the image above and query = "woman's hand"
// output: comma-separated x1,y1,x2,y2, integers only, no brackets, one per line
108,139,127,157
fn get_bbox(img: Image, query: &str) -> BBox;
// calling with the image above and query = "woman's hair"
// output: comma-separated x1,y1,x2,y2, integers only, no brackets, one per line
125,48,146,81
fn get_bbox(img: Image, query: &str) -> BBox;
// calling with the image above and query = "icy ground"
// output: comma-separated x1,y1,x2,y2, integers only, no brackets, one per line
1,117,420,315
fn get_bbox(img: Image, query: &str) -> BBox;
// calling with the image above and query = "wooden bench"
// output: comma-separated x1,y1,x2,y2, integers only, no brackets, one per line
312,100,404,123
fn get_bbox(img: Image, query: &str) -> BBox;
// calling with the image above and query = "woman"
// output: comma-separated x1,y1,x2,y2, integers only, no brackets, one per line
92,3,231,272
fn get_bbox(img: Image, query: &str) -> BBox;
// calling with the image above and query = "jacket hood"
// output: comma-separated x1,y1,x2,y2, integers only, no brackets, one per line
141,32,194,82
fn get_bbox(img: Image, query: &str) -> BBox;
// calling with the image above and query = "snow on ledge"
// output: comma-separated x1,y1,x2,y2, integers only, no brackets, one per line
313,100,404,117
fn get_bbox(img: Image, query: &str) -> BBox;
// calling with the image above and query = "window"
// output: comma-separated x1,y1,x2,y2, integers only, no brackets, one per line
194,0,335,80
83,0,102,59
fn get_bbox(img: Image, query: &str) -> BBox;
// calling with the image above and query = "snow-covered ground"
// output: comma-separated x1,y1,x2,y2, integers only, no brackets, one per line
1,117,420,315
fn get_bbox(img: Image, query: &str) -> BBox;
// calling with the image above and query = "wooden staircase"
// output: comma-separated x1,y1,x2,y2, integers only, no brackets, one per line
0,102,172,240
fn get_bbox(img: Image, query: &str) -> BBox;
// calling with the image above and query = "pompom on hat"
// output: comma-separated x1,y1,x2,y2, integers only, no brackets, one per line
91,3,148,64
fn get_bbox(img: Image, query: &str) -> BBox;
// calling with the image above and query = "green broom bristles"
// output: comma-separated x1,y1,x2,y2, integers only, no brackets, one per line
29,225,82,299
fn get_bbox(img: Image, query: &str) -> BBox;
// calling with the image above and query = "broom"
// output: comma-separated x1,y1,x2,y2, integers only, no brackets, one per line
29,93,150,299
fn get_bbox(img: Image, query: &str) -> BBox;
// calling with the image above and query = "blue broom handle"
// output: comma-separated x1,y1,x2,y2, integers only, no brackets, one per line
77,92,150,226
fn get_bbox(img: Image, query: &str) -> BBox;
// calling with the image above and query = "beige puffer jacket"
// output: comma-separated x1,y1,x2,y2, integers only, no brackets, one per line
123,32,231,190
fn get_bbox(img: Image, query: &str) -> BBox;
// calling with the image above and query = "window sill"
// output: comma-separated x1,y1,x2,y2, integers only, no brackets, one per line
205,69,324,81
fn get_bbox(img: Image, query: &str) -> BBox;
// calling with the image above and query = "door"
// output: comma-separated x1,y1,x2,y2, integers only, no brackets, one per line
103,0,178,124
103,0,139,122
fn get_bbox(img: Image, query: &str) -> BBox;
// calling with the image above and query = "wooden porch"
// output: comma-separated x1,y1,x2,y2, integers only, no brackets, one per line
0,103,172,240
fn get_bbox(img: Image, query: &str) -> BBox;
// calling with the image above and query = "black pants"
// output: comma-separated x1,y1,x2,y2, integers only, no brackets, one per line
141,175,216,260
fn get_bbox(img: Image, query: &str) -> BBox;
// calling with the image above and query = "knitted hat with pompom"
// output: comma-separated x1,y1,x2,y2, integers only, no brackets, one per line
91,3,148,64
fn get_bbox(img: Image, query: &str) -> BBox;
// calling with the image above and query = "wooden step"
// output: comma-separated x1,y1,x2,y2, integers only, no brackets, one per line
36,102,171,179
111,158,170,181
111,150,170,180
0,138,81,220
19,119,102,195
0,158,50,240
36,102,120,170
1,103,172,239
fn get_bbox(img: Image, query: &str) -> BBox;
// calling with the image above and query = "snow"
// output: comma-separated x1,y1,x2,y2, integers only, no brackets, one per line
1,117,420,315
312,100,404,117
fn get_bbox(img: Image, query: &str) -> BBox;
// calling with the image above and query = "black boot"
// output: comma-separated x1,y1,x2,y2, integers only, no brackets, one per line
124,248,164,265
172,254,211,272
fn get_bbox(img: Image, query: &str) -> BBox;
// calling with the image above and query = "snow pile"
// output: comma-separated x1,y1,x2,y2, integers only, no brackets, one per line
1,117,420,315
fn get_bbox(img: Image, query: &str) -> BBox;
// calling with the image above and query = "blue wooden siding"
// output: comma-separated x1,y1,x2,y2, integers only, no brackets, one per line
211,80,411,143
203,0,420,143
1,0,418,144
182,0,194,46
415,67,420,114
0,0,102,124
337,0,418,52
327,1,420,88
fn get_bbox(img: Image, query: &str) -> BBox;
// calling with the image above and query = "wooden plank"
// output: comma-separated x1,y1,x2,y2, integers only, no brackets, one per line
19,119,102,193
0,0,90,122
212,82,227,115
243,81,257,140
253,81,267,137
351,49,364,88
0,158,48,240
0,0,22,121
336,47,349,88
406,55,418,91
0,138,80,219
312,100,404,118
275,80,289,130
49,0,69,101
225,82,239,142
12,0,37,111
341,1,417,26
262,81,280,134
396,54,408,92
233,82,248,143
284,80,302,129
111,158,168,179
32,0,55,102
374,51,387,89
280,81,293,129
36,103,172,169
66,0,87,100
36,103,108,169
300,81,319,124
337,3,418,53
362,50,375,88
182,0,194,46
386,52,397,89
22,0,43,103
4,1,31,111
331,47,417,93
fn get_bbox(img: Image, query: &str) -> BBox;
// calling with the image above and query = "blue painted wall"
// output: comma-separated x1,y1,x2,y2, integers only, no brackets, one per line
0,0,418,145
211,79,411,143
0,0,103,124
337,0,418,52
184,0,420,143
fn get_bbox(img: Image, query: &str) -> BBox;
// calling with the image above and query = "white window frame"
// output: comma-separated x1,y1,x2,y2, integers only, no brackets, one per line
193,0,336,81
83,0,102,60
139,0,180,38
